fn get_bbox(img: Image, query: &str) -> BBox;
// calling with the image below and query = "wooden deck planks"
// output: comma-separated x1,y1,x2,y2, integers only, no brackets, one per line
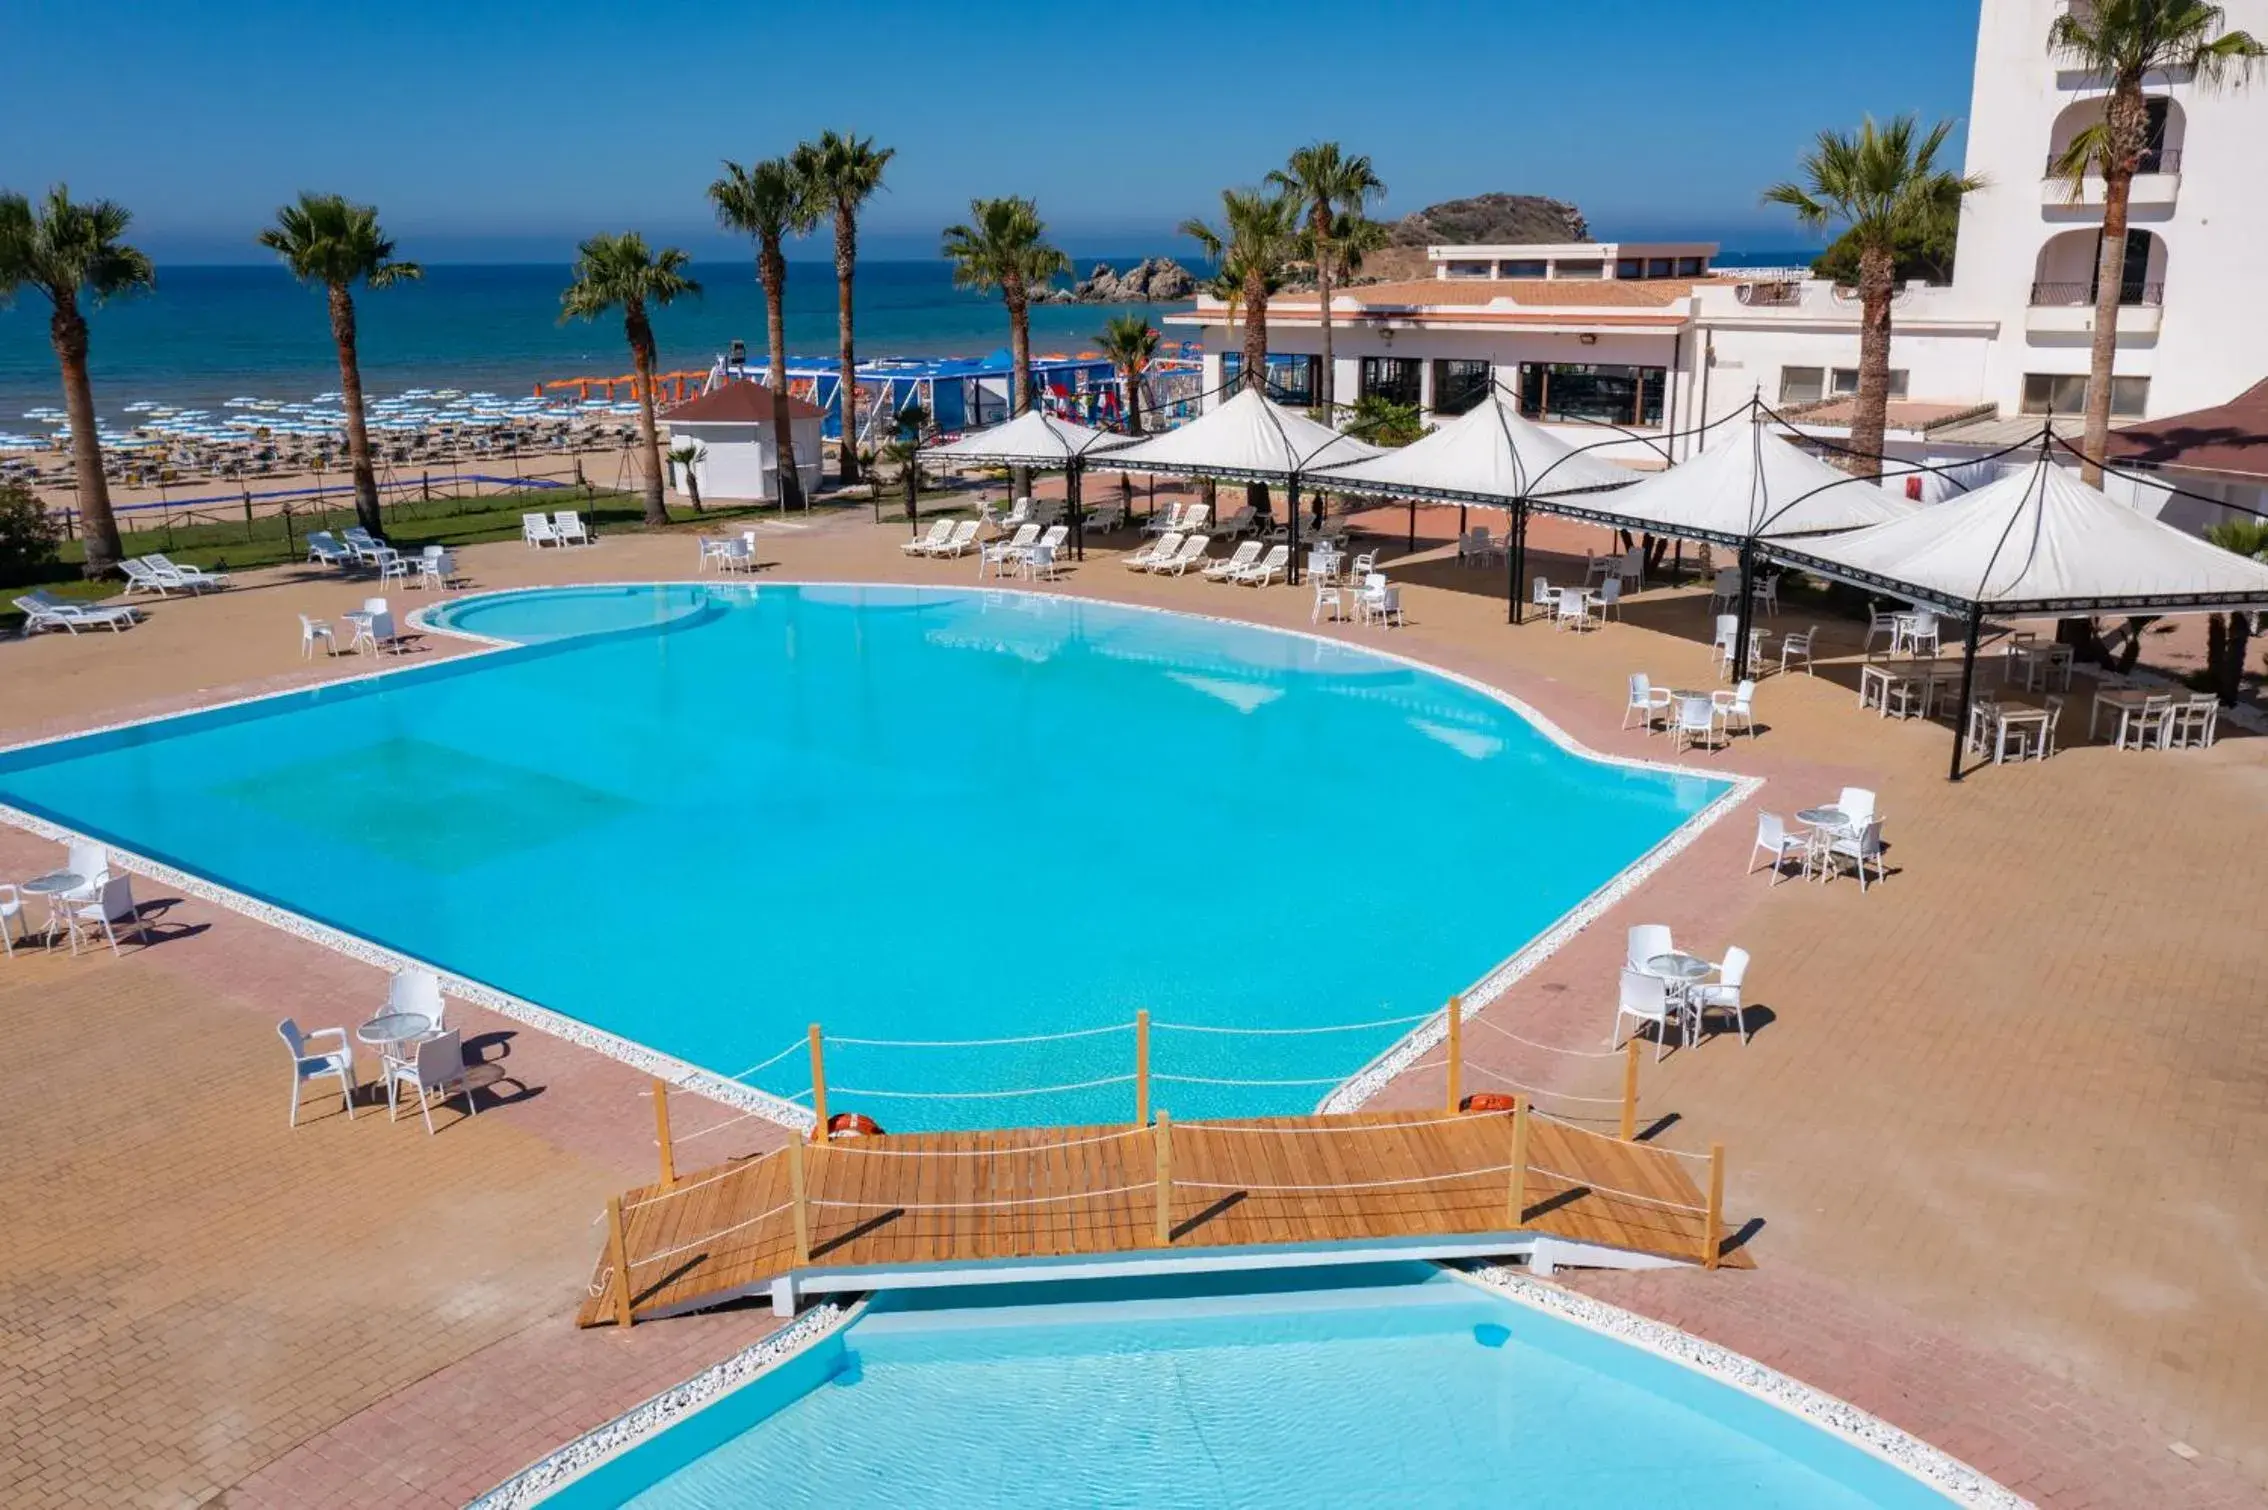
577,1110,1744,1327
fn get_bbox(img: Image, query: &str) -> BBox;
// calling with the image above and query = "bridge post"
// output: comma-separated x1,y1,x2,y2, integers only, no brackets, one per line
807,1024,829,1142
1154,1111,1174,1247
788,1136,812,1266
1703,1143,1725,1270
652,1077,677,1189
1444,996,1463,1114
1135,1009,1151,1126
1620,1038,1640,1141
1505,1096,1530,1229
604,1195,634,1328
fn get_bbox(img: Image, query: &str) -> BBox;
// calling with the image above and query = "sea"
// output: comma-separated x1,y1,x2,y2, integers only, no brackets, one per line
0,252,1814,429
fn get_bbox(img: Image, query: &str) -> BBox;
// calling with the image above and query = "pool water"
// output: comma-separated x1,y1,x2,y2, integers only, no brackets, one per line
0,584,1727,1128
545,1266,1954,1509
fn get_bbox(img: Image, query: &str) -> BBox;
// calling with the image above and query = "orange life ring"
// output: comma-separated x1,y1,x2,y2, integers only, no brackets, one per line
828,1111,885,1139
1459,1092,1519,1114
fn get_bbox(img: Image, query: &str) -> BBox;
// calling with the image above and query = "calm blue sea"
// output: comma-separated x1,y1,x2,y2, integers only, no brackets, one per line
0,259,1172,424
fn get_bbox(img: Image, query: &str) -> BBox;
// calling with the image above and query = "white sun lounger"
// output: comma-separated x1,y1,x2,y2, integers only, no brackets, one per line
927,520,982,557
1149,533,1211,575
981,523,1041,577
145,554,231,591
523,512,562,548
305,531,354,569
902,520,955,556
1124,530,1181,569
14,591,139,635
1201,541,1263,581
553,510,594,545
1231,544,1291,586
118,559,178,596
1140,502,1185,538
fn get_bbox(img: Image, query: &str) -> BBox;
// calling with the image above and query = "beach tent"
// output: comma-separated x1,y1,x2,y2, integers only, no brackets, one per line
661,381,825,505
1100,388,1382,583
1313,394,1642,619
1769,453,2268,777
924,409,1132,558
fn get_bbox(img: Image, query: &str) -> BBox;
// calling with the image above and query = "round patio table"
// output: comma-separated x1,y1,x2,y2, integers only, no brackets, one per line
358,1012,433,1078
20,870,85,948
1643,953,1714,983
1795,806,1848,831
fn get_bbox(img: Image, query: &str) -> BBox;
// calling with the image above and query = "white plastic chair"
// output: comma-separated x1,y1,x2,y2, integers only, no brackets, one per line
2119,693,2173,750
414,547,456,590
1554,587,1590,632
1623,673,1671,733
0,883,24,957
66,873,145,956
1713,679,1757,739
1863,607,1900,655
1824,820,1888,891
1613,968,1689,1062
1779,626,1816,675
385,1029,479,1135
1532,577,1556,618
60,842,108,906
1747,813,1808,884
984,523,1041,577
1836,787,1877,830
1690,947,1751,1044
299,614,335,659
1356,576,1403,626
1752,572,1781,617
278,1018,356,1126
1625,924,1673,972
1617,547,1644,591
346,597,399,655
1709,570,1741,612
1594,577,1622,621
2165,693,2218,750
1671,694,1718,753
1311,576,1344,624
387,967,446,1035
1021,542,1059,581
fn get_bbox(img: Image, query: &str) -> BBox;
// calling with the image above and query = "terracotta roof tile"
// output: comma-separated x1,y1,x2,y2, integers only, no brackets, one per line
1265,277,1696,310
663,380,826,425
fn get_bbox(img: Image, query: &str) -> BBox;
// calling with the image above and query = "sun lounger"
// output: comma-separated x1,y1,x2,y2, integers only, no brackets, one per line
118,558,179,596
1084,502,1125,533
1149,533,1212,575
927,520,982,557
1124,531,1182,569
553,510,594,545
14,591,139,635
902,520,955,555
1231,543,1291,586
145,554,231,591
522,512,561,548
982,523,1041,577
1201,541,1264,581
1140,502,1185,538
305,531,354,569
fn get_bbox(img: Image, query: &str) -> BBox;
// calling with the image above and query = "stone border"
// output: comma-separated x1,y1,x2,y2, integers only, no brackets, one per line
1450,1263,2031,1508
464,1299,859,1509
0,577,1759,1135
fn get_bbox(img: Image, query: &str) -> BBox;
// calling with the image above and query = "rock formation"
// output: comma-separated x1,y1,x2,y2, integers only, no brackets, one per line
1034,256,1200,304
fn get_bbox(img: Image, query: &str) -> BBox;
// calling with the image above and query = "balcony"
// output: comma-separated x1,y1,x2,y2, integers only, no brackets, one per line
2038,147,2181,210
2026,281,2164,337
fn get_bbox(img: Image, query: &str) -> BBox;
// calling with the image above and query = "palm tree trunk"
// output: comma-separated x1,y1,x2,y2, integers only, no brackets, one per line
760,237,805,512
625,305,668,526
1122,363,1142,435
328,283,384,536
1314,214,1335,413
1243,282,1271,516
2080,164,2135,489
50,303,123,577
1847,243,1895,475
835,209,860,484
1008,286,1032,499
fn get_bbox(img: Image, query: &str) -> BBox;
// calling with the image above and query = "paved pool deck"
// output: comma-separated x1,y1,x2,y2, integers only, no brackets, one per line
1,497,2261,1508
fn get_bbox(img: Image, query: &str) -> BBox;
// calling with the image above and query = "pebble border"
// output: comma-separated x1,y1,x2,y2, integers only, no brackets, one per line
464,1299,858,1510
1453,1263,2031,1508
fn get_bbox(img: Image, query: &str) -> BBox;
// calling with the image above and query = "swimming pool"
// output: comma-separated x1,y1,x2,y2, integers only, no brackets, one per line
0,584,1731,1128
528,1265,1960,1508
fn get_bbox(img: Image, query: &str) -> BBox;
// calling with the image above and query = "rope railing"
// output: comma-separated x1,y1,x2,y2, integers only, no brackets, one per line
1177,1164,1516,1194
1465,1016,1624,1058
1525,1166,1708,1215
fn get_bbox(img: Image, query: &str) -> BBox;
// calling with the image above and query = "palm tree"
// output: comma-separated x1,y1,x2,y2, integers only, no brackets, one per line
1266,144,1385,414
1764,116,1983,474
791,132,894,485
256,194,422,538
2049,1,2263,483
559,233,700,526
2202,519,2268,703
0,186,155,577
1095,314,1160,435
1178,189,1304,397
666,440,706,512
941,197,1070,423
708,157,817,510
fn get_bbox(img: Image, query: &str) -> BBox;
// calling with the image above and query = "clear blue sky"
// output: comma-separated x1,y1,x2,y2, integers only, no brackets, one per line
5,0,1983,263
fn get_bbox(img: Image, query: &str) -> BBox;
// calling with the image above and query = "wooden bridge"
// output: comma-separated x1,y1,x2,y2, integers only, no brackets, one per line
578,1100,1743,1328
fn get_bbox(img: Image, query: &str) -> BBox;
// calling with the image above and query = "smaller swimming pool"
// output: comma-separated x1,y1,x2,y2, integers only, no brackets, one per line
539,1266,1959,1508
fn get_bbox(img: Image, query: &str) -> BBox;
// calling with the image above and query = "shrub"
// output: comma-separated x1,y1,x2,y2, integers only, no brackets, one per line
0,482,63,587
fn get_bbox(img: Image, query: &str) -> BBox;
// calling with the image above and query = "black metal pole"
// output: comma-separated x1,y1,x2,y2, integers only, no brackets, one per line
1731,541,1758,683
1069,462,1084,562
1949,607,1983,782
1508,500,1528,625
1287,476,1302,587
1406,496,1417,554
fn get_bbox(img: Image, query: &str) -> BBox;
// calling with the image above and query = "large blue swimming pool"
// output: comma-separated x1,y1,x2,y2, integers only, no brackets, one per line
0,584,1728,1127
541,1265,1955,1508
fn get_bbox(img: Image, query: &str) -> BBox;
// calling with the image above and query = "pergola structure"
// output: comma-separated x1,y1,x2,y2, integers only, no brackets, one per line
920,409,1131,561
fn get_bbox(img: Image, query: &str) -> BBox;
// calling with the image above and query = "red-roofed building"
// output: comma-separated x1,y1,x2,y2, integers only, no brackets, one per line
662,381,826,503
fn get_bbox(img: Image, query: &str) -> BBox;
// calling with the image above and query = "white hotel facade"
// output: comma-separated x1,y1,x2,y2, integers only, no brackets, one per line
1165,0,2268,520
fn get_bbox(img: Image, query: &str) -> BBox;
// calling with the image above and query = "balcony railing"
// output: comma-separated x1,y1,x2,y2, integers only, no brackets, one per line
2028,280,2165,307
2041,145,2181,176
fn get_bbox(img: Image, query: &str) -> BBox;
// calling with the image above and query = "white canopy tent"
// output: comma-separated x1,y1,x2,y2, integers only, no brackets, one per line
922,410,1132,559
1101,388,1382,582
1314,393,1644,620
1572,420,1914,549
1769,454,2268,778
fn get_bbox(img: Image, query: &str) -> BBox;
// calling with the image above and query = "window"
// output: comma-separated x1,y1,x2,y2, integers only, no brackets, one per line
1553,259,1605,280
1779,367,1826,405
1224,353,1319,404
1615,257,1645,279
1830,368,1910,399
1360,357,1423,408
1647,257,1675,279
2022,373,2149,416
1499,258,1547,278
1676,255,1707,277
1443,260,1493,279
1517,363,1666,427
1431,359,1493,416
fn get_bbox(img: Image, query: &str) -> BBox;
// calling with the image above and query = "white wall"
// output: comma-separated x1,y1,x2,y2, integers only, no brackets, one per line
667,417,824,501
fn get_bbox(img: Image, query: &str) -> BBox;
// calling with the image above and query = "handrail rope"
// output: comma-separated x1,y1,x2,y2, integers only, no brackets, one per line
729,1039,810,1081
1457,1060,1624,1104
1177,1110,1498,1134
622,1148,783,1211
667,1107,772,1144
1149,1011,1436,1035
1530,1107,1716,1163
824,1073,1136,1100
818,1126,1148,1156
1151,1071,1350,1088
823,1022,1134,1048
627,1202,796,1269
1464,1017,1624,1058
1525,1167,1707,1214
806,1182,1156,1212
1177,1164,1516,1193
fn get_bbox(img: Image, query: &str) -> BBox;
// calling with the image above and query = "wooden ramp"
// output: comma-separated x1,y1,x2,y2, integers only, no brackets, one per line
578,1108,1747,1327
